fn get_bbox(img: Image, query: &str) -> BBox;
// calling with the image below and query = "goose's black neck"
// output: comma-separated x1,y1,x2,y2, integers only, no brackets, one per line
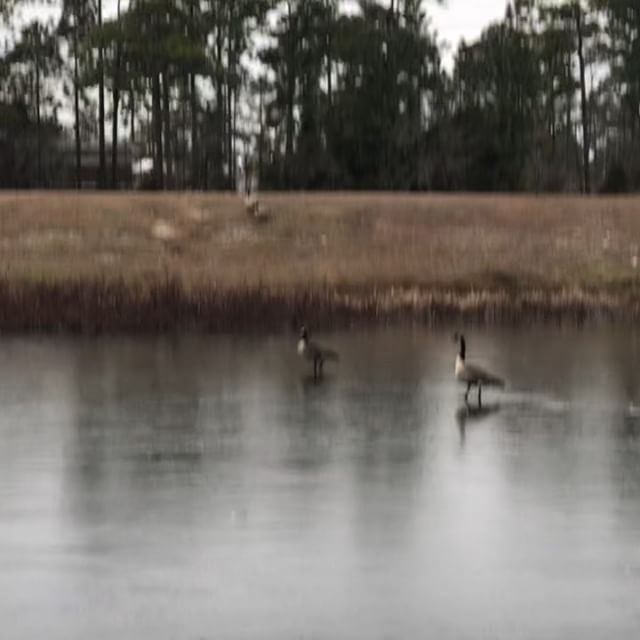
459,336,466,360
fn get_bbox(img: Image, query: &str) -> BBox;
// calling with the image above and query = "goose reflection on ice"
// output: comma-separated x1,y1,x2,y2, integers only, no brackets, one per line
456,402,501,444
299,372,338,393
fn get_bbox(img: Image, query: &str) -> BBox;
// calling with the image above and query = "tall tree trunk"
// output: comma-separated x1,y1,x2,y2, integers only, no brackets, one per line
227,81,233,189
146,96,152,156
326,37,332,108
575,122,583,191
111,0,122,189
129,0,138,173
285,1,295,187
326,0,332,107
35,61,41,187
227,4,235,189
258,79,264,187
111,92,120,188
98,0,106,189
565,58,572,180
549,67,556,160
190,72,198,189
189,0,198,189
326,2,333,189
181,76,187,189
216,27,224,188
232,84,238,189
227,28,234,188
163,70,173,189
575,3,591,194
73,25,81,190
152,72,164,190
130,87,135,144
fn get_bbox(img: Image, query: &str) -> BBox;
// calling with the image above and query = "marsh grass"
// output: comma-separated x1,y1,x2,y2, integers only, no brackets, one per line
1,192,639,332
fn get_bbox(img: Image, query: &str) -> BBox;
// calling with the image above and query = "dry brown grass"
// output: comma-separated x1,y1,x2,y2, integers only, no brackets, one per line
1,191,640,331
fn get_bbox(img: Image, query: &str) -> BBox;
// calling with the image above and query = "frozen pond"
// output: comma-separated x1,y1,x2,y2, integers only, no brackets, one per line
1,327,639,639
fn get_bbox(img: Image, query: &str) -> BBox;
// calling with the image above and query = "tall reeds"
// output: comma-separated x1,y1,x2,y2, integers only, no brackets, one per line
0,279,634,333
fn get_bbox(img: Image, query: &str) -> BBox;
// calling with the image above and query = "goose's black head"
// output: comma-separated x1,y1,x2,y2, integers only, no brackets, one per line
454,333,466,360
300,326,309,342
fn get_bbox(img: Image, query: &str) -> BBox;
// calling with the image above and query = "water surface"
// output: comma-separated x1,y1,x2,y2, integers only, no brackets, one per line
1,328,639,639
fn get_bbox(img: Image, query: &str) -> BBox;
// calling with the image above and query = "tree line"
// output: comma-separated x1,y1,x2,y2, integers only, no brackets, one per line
0,0,639,192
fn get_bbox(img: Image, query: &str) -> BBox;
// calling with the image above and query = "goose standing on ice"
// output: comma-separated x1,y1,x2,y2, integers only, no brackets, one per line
298,326,339,380
454,333,504,406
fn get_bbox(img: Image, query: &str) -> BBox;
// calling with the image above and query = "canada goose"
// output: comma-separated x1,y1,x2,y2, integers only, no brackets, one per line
454,333,504,405
244,193,259,216
298,326,339,380
244,193,269,222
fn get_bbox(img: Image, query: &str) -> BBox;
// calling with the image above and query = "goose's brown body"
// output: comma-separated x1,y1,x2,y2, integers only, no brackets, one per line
298,327,339,379
455,335,504,405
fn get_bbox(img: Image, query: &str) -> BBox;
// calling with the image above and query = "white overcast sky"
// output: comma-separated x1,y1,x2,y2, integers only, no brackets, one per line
16,0,509,66
431,0,508,64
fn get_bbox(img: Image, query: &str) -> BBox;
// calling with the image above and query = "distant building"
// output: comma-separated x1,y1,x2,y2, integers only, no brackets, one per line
54,139,139,189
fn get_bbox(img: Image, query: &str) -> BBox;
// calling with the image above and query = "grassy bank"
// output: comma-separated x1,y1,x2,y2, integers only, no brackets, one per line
1,192,640,332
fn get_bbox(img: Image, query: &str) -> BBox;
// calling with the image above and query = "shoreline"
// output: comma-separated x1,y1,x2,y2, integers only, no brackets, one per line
0,279,638,333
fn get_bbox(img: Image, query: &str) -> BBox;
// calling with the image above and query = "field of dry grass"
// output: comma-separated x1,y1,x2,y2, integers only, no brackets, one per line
0,191,639,331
